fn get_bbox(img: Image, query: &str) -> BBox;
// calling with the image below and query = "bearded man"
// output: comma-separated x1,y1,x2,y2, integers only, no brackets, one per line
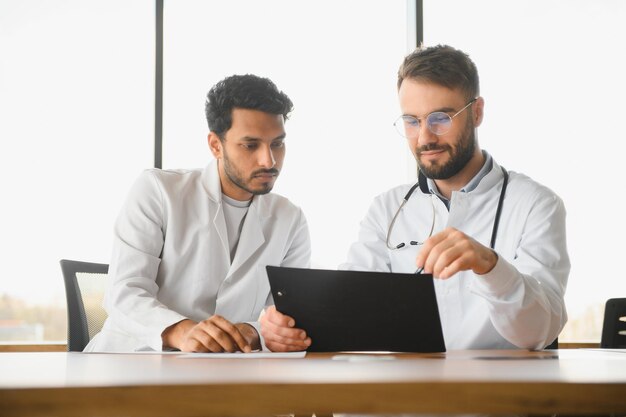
261,45,569,352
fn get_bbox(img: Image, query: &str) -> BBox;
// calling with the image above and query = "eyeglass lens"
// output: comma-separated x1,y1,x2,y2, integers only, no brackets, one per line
394,98,477,138
396,112,452,137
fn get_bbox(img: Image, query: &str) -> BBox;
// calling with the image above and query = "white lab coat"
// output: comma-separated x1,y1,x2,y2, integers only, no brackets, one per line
341,158,569,350
85,160,311,352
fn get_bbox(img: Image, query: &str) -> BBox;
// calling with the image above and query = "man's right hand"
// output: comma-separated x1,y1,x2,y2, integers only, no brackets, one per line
260,305,311,352
162,316,255,353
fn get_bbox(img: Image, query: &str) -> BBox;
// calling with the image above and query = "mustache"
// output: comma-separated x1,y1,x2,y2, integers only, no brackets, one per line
251,168,280,177
417,143,451,153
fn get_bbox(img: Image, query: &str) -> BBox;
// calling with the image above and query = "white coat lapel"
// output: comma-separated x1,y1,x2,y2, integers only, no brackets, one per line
212,204,230,257
202,161,230,257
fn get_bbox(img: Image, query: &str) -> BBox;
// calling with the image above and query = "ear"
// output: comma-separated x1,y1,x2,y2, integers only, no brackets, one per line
208,132,223,159
473,96,485,127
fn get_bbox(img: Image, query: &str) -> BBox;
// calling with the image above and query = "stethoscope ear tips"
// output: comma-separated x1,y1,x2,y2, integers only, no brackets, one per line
395,243,405,249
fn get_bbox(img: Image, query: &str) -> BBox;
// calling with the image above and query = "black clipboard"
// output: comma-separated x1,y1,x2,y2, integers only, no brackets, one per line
266,266,446,353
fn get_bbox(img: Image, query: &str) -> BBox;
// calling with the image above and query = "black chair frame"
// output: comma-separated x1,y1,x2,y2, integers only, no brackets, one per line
60,259,109,351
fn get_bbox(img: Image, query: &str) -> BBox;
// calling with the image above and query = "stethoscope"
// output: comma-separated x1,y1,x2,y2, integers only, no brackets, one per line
386,166,509,251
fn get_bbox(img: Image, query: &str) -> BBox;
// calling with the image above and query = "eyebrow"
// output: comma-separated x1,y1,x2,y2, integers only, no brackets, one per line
240,133,286,142
403,106,457,119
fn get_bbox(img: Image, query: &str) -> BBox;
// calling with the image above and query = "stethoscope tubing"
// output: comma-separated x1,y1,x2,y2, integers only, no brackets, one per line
386,166,509,251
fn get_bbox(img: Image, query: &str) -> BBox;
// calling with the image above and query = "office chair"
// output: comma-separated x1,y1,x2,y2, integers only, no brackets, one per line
601,297,626,348
545,338,559,349
60,259,109,351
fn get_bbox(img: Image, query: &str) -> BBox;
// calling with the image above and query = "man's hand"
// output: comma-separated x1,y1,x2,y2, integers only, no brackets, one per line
415,227,498,279
260,305,311,352
162,316,260,353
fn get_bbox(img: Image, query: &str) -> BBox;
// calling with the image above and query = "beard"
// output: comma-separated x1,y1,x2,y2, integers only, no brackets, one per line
416,119,476,180
222,149,279,196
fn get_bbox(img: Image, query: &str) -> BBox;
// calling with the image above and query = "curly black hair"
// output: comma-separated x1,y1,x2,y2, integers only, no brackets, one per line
205,74,293,139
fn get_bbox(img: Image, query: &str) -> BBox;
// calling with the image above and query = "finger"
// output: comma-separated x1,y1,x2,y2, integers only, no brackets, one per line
431,241,465,278
264,305,296,328
264,328,310,349
266,337,311,352
432,234,489,278
416,228,453,270
180,337,206,353
419,236,451,274
424,228,470,274
261,316,308,345
263,317,305,338
204,316,250,352
438,255,469,279
182,328,223,353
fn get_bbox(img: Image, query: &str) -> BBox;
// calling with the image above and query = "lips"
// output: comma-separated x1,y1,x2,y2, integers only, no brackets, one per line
252,170,279,181
417,144,450,159
254,173,276,179
420,149,445,156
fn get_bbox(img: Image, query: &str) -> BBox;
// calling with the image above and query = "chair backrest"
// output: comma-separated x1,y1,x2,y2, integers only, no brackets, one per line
545,338,558,350
601,297,626,349
60,259,109,351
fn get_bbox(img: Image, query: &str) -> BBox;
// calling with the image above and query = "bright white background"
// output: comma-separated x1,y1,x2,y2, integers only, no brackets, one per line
1,0,624,341
0,0,154,306
424,0,626,339
0,0,411,339
161,0,411,272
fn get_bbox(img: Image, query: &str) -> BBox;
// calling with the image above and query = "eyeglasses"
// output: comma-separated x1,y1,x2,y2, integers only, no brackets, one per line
393,97,478,138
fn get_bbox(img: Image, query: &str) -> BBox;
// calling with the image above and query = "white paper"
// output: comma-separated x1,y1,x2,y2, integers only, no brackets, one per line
176,351,306,359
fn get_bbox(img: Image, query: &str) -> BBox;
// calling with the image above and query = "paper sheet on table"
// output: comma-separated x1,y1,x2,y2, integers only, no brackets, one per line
177,351,306,359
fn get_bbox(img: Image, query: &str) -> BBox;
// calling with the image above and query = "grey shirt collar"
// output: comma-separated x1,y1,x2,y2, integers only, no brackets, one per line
427,150,493,208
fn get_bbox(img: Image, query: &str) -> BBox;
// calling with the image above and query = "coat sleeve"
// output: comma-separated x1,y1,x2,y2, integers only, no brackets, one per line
254,207,312,350
280,207,312,269
471,190,570,350
103,170,186,351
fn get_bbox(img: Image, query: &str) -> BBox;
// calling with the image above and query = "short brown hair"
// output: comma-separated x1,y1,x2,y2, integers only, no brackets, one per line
397,44,479,100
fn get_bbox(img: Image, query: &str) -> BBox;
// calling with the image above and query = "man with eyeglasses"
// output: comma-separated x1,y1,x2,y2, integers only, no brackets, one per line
261,45,569,352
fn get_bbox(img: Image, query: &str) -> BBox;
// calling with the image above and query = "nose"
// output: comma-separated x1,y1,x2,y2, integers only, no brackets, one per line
258,145,276,168
416,121,438,147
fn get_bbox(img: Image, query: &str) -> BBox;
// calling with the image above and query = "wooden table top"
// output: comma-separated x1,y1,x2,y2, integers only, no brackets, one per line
2,349,625,416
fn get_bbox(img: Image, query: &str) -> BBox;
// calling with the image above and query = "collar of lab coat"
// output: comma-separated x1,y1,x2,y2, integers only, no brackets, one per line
201,159,269,275
472,155,507,195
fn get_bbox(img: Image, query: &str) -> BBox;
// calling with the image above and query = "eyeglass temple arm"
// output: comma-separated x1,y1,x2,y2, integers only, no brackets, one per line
452,97,479,118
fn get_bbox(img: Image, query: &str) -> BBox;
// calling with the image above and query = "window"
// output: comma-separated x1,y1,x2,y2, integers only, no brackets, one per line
5,0,613,344
0,0,153,341
424,0,626,341
0,0,410,342
162,0,411,271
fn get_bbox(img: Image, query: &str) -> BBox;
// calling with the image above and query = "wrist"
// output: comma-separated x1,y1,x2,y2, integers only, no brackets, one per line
162,319,195,350
476,249,498,275
236,323,261,351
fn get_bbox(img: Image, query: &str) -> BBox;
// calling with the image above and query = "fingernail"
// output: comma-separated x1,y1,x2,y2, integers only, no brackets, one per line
288,319,295,327
304,338,311,346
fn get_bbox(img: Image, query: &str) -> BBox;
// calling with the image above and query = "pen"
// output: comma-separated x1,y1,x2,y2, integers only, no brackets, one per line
414,267,424,274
